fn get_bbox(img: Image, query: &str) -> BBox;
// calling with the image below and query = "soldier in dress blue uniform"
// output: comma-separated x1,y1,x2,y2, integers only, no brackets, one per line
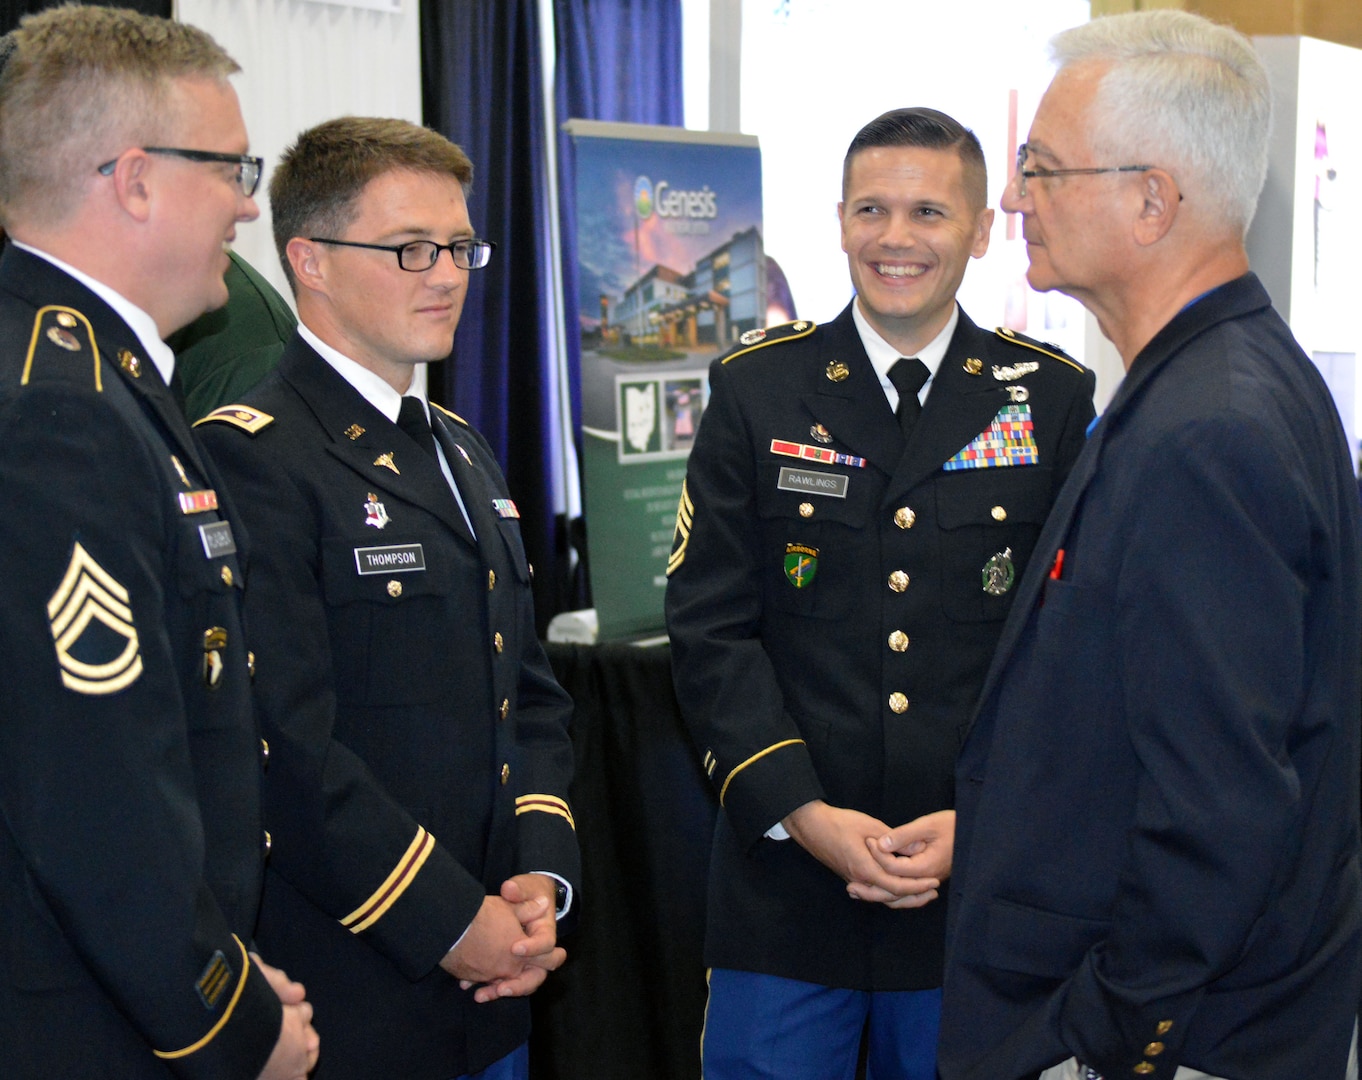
197,117,579,1080
665,108,1096,1080
0,7,318,1079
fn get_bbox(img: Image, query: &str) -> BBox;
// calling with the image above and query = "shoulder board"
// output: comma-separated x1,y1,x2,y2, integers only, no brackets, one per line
430,401,468,426
21,306,102,390
721,320,817,364
993,327,1084,372
194,404,275,434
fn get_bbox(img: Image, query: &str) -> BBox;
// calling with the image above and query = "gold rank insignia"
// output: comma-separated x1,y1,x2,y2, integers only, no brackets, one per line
194,405,275,434
963,357,983,375
48,542,143,696
22,306,101,389
374,452,400,475
118,349,141,378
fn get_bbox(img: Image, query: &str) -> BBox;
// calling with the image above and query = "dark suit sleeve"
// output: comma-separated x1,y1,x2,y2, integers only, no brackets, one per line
1059,414,1321,1072
0,387,280,1080
200,422,484,980
666,358,826,847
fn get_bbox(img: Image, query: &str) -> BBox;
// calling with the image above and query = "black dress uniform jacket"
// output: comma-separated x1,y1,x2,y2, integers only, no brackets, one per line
939,275,1362,1080
0,247,280,1078
198,335,580,1080
665,303,1095,990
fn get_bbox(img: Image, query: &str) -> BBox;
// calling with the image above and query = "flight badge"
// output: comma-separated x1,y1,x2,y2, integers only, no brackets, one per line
203,627,227,689
784,543,818,588
825,361,850,383
981,547,1015,596
364,493,390,529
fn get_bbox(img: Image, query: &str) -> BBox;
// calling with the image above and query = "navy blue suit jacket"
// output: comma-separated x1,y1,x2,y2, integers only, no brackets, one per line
939,275,1362,1080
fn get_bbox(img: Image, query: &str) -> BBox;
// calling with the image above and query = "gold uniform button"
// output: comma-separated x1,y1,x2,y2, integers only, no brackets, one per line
500,763,510,785
387,579,402,598
888,631,909,652
220,565,234,587
488,569,497,590
260,738,270,764
1144,1042,1165,1057
247,650,256,678
799,502,814,518
894,507,916,530
888,692,909,714
1155,1021,1173,1036
493,632,504,654
991,505,1007,522
888,571,910,593
1134,1065,1155,1076
263,830,272,854
499,698,510,720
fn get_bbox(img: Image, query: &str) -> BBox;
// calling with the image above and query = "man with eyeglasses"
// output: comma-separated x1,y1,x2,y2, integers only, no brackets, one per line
197,116,578,1080
0,6,319,1079
939,11,1362,1080
665,107,1095,1080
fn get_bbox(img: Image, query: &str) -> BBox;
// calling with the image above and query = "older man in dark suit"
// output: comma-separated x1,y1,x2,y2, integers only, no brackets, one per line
665,107,1095,1080
939,12,1362,1080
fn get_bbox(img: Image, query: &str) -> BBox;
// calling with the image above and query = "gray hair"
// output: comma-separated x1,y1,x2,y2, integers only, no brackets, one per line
1050,9,1271,237
0,5,239,230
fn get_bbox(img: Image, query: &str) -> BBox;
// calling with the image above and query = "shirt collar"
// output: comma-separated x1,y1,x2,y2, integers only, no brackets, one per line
852,300,959,406
15,241,177,387
298,322,426,425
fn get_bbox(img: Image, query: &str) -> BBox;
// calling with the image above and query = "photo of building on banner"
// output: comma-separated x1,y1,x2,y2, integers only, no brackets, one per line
568,121,764,639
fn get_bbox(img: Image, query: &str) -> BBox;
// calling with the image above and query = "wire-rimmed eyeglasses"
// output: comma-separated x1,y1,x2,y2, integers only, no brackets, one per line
309,237,496,272
97,147,263,197
1014,142,1153,198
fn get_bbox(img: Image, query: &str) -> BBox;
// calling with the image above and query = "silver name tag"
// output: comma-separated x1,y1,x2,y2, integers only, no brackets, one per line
354,543,426,575
777,466,848,498
199,521,237,559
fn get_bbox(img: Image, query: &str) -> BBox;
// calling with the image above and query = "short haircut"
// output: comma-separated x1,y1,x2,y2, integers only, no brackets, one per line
0,5,238,230
1050,10,1271,237
269,116,475,292
842,107,988,209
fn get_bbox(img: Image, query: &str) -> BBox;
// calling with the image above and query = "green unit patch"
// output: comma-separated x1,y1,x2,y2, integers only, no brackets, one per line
784,543,819,588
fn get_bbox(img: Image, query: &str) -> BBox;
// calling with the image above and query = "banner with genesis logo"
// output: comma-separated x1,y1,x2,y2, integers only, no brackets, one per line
565,120,763,640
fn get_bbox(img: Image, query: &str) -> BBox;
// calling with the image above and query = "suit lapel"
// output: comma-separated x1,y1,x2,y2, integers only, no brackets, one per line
430,415,499,549
277,337,477,546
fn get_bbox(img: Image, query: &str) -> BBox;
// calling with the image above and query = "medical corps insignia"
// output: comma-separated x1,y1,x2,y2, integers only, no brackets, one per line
784,543,819,588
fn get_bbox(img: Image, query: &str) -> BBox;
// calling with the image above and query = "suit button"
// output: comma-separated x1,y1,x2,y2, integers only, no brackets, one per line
888,571,909,593
263,830,272,854
500,763,510,785
1144,1043,1165,1057
798,502,814,518
488,570,496,590
260,738,270,765
493,632,504,654
990,505,1007,521
1155,1021,1173,1035
1134,1066,1154,1076
888,692,909,714
387,579,402,598
499,698,510,720
888,631,909,652
894,507,916,529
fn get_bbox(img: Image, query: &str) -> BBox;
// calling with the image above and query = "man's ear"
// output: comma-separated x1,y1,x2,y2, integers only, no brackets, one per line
110,151,153,223
286,237,325,293
1132,168,1180,248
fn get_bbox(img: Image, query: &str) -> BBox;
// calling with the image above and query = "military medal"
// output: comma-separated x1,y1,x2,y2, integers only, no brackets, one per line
770,439,866,469
784,543,818,588
492,498,520,519
981,547,1015,596
364,493,390,529
178,489,219,515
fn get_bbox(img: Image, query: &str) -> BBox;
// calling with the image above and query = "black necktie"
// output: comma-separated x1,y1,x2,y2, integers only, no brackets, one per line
397,395,437,459
888,357,930,439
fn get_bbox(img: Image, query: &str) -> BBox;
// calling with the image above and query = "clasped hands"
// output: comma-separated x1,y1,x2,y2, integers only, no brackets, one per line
440,873,565,1003
782,801,955,910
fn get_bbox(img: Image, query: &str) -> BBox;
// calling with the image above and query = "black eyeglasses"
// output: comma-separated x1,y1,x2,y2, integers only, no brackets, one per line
309,237,496,272
1014,142,1153,198
97,147,263,197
